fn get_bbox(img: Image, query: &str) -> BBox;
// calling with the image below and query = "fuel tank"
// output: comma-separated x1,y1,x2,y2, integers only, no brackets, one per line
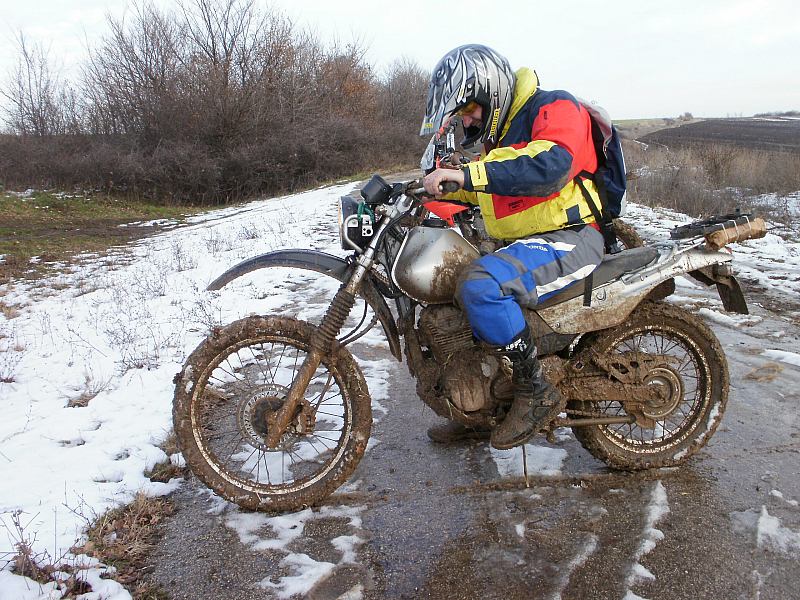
391,225,480,304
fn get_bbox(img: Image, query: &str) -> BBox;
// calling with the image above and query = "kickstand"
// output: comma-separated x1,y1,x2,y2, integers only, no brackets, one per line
522,445,530,488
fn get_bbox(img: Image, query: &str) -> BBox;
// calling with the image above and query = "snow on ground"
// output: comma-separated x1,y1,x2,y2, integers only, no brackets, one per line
624,199,800,306
623,481,670,600
757,507,800,555
548,534,599,600
490,444,568,478
762,349,800,367
222,502,367,599
0,182,367,597
2,181,799,598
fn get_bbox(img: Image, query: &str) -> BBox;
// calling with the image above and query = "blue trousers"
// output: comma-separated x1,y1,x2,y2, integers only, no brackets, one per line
456,226,604,346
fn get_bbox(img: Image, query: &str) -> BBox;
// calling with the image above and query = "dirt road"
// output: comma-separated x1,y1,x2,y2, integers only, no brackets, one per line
142,256,800,600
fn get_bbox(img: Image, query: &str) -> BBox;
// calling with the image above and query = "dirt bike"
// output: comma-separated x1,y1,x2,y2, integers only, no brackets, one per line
173,175,765,511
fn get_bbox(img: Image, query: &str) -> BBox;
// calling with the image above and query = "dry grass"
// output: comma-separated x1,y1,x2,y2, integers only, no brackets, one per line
3,510,94,597
75,493,175,594
144,432,187,483
0,300,21,319
4,478,175,598
66,373,111,408
624,140,800,220
744,362,784,383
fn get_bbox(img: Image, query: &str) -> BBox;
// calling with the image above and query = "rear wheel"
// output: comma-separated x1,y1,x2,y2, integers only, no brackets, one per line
569,302,728,469
613,218,644,249
174,316,371,511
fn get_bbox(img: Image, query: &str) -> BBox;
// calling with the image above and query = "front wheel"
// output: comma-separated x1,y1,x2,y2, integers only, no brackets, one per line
569,302,729,469
174,316,372,511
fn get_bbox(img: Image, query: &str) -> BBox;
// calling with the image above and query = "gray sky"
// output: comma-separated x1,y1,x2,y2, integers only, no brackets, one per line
1,0,798,119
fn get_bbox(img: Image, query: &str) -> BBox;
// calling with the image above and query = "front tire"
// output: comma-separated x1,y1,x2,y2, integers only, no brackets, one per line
174,316,371,511
569,302,729,469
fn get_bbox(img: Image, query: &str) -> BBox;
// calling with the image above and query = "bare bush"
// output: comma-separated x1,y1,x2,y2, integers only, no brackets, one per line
624,139,800,218
1,33,75,136
0,0,428,202
66,371,111,408
170,240,198,271
0,325,25,384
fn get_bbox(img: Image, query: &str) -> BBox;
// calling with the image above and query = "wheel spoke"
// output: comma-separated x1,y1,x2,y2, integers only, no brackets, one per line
179,317,370,510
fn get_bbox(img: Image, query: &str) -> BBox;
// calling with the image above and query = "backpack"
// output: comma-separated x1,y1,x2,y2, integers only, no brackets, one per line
574,98,628,253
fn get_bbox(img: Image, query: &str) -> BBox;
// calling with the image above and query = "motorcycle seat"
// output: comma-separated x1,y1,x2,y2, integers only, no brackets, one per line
536,246,660,310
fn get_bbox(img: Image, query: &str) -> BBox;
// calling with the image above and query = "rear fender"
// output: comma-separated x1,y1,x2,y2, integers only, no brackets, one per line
207,249,402,360
688,266,748,314
537,246,737,334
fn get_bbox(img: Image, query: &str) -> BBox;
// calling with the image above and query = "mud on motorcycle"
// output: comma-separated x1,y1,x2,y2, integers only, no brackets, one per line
173,175,766,511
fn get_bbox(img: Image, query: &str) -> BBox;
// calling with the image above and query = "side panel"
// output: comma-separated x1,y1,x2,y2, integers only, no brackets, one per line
537,247,736,334
206,250,402,360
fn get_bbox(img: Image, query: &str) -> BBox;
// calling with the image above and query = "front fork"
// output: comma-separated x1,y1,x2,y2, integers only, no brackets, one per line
263,232,385,448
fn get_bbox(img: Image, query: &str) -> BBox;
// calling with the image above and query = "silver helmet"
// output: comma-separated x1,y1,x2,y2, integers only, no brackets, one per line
419,44,515,151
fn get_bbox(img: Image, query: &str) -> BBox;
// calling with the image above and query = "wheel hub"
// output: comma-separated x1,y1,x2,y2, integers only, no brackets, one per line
641,367,684,419
237,384,291,450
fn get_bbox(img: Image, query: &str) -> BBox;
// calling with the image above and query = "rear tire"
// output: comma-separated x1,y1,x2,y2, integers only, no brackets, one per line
613,218,644,249
569,302,728,470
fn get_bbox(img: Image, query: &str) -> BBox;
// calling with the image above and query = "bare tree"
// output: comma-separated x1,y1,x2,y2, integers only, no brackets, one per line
1,32,67,135
380,57,428,122
0,0,429,202
82,1,183,138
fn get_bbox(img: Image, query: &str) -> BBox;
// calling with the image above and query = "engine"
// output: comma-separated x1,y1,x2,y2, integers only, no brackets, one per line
417,305,502,413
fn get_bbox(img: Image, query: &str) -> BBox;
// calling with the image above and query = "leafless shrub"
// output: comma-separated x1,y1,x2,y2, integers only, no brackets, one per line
624,139,800,219
0,326,25,384
237,222,260,240
0,0,428,202
67,371,111,408
170,240,198,271
0,510,94,596
98,283,176,371
190,295,224,333
203,229,227,254
1,485,172,597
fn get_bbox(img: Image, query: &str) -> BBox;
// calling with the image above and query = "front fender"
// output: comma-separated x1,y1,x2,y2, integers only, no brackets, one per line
207,249,402,360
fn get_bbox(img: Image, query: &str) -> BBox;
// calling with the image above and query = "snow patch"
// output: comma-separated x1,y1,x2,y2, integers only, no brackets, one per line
770,490,799,507
225,504,367,597
624,481,670,599
548,534,599,600
490,444,567,478
697,308,762,328
757,506,800,555
762,349,800,367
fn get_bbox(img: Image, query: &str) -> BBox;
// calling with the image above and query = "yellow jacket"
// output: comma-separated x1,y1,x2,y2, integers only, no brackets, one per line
447,68,601,240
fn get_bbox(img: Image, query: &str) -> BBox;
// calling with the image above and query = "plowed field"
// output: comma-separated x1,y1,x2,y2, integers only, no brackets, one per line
640,117,800,152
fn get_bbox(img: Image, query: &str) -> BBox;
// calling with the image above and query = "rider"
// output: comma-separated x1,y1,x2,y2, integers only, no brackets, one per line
421,44,605,449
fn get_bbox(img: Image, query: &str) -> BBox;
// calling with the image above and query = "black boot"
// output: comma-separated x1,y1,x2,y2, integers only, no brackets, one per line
490,326,563,450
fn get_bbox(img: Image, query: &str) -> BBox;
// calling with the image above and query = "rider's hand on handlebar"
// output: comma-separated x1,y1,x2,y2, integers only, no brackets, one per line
423,168,464,196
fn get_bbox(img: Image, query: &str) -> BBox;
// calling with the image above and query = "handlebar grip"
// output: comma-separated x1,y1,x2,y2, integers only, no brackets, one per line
439,181,461,194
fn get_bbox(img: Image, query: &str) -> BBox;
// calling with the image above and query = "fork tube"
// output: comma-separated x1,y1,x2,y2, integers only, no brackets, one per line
264,222,388,448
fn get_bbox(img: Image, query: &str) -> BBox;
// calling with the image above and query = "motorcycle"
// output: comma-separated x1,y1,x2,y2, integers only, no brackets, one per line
173,174,766,511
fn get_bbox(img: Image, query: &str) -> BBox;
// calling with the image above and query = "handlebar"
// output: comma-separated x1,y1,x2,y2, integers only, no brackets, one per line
406,179,461,198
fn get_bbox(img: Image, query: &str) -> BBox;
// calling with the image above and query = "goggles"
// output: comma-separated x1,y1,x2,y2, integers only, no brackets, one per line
454,101,480,117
